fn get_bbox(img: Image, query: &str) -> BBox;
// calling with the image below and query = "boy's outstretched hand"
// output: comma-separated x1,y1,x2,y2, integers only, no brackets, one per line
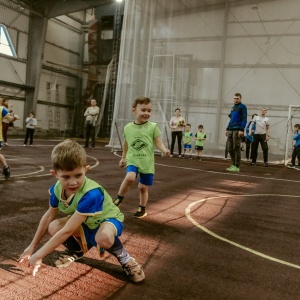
18,247,42,276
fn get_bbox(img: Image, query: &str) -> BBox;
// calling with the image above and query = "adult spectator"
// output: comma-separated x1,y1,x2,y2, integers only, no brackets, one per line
225,93,247,172
1,98,13,146
169,108,185,158
84,99,99,149
249,108,270,167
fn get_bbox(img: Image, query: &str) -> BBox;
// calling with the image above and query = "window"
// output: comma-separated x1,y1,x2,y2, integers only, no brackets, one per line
0,24,17,57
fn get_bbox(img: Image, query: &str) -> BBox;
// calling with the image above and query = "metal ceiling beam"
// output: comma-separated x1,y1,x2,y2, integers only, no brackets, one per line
18,0,115,18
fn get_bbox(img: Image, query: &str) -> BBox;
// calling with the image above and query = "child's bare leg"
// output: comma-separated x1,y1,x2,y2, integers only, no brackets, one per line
0,154,7,168
138,183,148,207
133,183,148,218
114,171,136,205
48,216,70,236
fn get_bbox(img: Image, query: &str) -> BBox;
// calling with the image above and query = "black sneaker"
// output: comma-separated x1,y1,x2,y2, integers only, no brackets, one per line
264,162,269,167
2,166,10,180
294,166,300,170
113,197,123,206
250,162,256,166
122,258,145,283
133,208,147,218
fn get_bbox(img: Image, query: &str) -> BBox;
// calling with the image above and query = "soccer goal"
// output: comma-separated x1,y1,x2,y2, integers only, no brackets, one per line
284,105,300,165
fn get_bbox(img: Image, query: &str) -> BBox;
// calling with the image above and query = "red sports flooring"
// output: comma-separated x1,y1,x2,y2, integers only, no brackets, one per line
0,139,299,300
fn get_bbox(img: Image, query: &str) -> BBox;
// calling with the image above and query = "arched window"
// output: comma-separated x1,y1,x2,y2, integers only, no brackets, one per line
0,24,17,57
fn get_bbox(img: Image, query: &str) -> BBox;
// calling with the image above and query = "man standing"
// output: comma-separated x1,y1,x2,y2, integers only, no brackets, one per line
249,108,270,167
225,93,247,172
84,99,100,149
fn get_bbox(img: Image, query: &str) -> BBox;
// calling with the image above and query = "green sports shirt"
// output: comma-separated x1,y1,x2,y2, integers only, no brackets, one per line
124,121,161,174
195,132,206,147
50,177,124,230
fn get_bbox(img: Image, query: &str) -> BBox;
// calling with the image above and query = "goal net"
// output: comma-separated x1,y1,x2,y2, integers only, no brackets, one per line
284,105,300,165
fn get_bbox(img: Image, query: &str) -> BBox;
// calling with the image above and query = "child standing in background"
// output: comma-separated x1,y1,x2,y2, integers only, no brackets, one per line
182,123,193,159
24,112,37,146
195,125,206,161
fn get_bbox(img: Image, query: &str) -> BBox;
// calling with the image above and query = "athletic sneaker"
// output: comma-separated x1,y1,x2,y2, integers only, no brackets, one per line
133,208,147,218
122,258,145,283
287,163,296,169
250,162,256,166
2,166,10,180
55,249,84,268
264,162,269,167
226,165,239,172
294,165,300,170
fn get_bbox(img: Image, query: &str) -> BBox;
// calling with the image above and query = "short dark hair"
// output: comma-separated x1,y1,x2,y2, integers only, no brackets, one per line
294,124,300,129
198,125,203,129
186,123,191,127
175,108,181,112
132,96,151,108
235,93,242,98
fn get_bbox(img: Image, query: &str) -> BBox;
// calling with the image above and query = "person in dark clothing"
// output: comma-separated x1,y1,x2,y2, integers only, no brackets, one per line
225,93,247,172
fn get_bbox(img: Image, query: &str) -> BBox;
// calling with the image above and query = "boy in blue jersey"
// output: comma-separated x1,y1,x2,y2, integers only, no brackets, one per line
114,96,170,218
225,93,247,172
18,139,145,283
287,124,300,169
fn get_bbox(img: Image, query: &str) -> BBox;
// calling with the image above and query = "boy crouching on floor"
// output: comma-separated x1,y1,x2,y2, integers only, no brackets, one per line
18,139,145,283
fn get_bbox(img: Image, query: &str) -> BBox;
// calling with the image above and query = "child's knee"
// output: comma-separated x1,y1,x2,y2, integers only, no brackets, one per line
125,173,136,184
95,231,114,249
138,183,148,193
48,220,60,236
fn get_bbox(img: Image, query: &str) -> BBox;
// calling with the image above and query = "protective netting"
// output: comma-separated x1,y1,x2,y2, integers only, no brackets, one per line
110,0,300,162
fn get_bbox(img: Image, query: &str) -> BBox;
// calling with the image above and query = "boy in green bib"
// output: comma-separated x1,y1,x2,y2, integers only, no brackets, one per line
114,96,170,218
18,139,145,283
195,125,207,161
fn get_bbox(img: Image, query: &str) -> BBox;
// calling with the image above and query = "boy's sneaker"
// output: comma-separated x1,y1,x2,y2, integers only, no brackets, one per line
264,162,269,167
133,208,147,218
122,258,145,283
55,249,84,268
294,165,300,170
2,166,10,180
250,162,256,166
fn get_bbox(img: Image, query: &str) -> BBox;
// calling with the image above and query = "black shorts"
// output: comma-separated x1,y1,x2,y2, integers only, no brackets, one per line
195,146,203,150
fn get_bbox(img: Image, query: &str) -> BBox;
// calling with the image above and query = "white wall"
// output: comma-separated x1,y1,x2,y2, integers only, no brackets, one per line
112,0,300,160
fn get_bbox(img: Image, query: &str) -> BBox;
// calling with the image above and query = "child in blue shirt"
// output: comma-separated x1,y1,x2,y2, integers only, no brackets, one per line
18,139,145,283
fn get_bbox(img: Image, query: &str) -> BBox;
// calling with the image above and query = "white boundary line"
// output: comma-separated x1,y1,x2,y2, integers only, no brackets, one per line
155,163,300,184
3,155,99,181
185,194,300,269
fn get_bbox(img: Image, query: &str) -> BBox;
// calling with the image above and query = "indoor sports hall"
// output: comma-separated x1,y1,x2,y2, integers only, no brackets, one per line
1,0,300,299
